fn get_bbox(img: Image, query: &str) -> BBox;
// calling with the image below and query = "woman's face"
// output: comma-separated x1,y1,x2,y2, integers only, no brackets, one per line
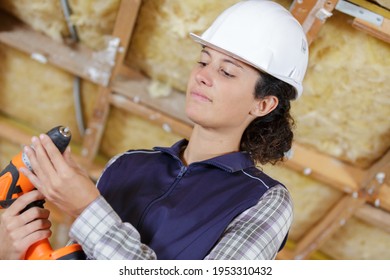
185,47,261,132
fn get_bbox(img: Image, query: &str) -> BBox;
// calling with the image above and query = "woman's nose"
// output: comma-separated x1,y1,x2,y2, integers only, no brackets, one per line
195,66,213,87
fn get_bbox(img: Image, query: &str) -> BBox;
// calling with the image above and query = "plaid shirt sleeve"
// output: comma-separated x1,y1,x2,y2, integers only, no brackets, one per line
69,196,157,260
69,184,292,260
205,184,293,259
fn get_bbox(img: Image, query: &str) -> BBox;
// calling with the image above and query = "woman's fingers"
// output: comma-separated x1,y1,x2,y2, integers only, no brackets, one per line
19,213,52,238
0,191,52,259
23,138,52,188
4,190,45,217
38,134,69,174
20,133,99,218
22,134,68,195
1,190,51,234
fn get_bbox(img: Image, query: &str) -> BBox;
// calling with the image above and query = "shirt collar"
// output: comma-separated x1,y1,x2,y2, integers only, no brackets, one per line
154,139,255,173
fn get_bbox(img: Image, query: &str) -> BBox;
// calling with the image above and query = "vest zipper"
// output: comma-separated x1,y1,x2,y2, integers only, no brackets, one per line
137,165,188,229
177,165,187,178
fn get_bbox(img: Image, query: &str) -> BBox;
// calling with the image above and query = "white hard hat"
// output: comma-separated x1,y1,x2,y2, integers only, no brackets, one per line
190,0,309,99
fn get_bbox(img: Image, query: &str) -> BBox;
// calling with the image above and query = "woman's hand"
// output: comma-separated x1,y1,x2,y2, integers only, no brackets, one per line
20,133,100,218
0,190,51,259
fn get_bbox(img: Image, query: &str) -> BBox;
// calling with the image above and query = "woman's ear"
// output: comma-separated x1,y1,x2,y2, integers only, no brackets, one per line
250,96,279,117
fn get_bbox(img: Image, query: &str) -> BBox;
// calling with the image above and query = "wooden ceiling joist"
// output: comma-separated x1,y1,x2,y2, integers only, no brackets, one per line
290,0,339,45
80,0,142,162
0,10,117,87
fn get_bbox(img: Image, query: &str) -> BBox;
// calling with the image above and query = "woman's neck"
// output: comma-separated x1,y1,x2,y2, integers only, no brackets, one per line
181,125,242,165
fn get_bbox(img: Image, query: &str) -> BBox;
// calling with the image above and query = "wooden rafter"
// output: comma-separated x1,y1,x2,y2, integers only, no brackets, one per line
290,0,340,45
355,204,390,234
282,143,362,193
291,194,366,259
352,16,390,43
81,0,142,162
0,10,116,86
109,93,192,138
112,77,192,126
280,147,390,259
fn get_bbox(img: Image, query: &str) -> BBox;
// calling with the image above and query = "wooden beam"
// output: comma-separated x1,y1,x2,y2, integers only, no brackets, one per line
109,93,193,139
348,0,390,18
292,194,366,259
0,10,114,86
109,0,142,79
374,182,390,212
355,204,390,233
352,16,390,44
289,147,390,259
112,76,192,126
282,142,362,193
0,118,32,147
283,143,390,208
290,0,339,45
81,0,142,162
117,64,146,80
360,149,390,211
80,87,111,162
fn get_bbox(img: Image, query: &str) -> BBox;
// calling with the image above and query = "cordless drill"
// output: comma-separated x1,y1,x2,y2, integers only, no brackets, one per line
0,125,86,260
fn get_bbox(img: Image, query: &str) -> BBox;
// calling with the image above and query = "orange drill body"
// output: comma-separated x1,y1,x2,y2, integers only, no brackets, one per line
0,151,34,207
0,126,86,260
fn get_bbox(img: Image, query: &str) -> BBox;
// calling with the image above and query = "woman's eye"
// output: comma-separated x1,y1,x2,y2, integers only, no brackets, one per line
197,61,207,67
221,69,235,78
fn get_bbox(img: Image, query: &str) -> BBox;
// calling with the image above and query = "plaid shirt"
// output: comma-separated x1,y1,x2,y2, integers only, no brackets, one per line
69,184,292,260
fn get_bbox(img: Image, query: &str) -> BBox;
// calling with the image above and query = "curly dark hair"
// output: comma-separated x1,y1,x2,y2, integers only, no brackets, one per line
240,71,296,165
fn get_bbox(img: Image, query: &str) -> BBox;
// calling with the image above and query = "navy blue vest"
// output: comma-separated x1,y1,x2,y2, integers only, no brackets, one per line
97,140,284,259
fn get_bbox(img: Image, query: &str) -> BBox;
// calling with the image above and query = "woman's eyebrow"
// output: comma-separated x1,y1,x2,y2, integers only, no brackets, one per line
223,58,243,69
201,48,243,69
201,48,211,57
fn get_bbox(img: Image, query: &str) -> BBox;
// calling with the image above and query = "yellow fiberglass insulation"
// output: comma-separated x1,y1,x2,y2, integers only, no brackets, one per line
0,0,67,42
0,0,120,50
0,43,97,143
293,11,390,168
67,0,120,50
126,0,242,92
374,0,390,9
321,217,390,260
100,108,182,157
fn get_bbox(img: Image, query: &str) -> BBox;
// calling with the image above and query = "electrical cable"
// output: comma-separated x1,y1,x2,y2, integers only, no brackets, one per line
60,0,86,136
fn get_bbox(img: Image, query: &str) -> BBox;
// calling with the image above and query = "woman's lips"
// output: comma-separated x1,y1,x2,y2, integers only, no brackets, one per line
191,91,212,102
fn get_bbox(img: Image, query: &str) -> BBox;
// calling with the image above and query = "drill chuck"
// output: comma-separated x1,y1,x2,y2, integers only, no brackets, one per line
47,126,72,153
20,126,72,172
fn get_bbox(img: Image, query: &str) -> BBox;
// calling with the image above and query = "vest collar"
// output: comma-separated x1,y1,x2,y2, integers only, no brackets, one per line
154,139,255,173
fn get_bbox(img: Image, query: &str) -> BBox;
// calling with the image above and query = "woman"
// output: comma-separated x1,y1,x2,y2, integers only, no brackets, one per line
0,0,308,260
